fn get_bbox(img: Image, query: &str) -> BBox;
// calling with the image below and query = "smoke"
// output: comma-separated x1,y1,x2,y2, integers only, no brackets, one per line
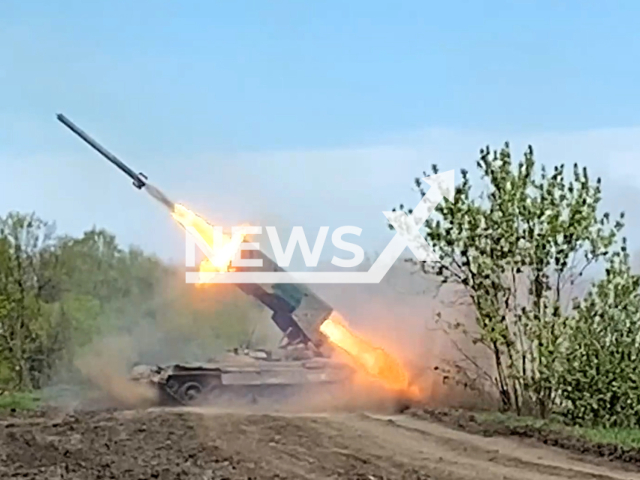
43,187,493,414
311,257,495,409
45,264,270,410
72,335,159,409
143,183,175,212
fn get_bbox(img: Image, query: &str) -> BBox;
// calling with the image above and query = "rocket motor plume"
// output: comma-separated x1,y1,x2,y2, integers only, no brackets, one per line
170,202,419,399
320,313,420,398
56,112,421,402
143,183,175,211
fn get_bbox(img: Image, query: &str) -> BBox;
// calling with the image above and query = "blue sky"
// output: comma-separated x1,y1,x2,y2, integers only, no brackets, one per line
2,1,640,263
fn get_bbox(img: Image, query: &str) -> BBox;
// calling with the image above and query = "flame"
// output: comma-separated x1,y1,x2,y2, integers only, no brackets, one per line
170,204,418,399
172,204,247,279
320,312,420,398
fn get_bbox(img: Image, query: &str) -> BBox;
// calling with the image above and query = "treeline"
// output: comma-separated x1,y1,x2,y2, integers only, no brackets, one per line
0,212,261,392
6,143,640,430
402,144,640,428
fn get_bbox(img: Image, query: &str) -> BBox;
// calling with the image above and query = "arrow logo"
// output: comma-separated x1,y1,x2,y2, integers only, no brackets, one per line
186,170,455,284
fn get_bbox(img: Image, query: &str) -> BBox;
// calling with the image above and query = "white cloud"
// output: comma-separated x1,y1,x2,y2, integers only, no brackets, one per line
3,125,640,262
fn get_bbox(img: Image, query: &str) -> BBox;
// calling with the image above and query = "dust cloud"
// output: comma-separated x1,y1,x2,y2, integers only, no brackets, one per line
312,258,496,410
45,269,270,410
46,240,495,413
72,335,159,409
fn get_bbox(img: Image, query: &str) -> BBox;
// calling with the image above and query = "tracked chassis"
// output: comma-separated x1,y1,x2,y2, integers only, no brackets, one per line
130,348,356,406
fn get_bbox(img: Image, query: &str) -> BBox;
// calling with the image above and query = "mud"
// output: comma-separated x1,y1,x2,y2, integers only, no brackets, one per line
1,408,638,480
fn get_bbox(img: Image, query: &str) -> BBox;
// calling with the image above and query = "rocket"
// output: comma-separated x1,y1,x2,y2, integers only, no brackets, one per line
56,113,334,350
57,114,148,190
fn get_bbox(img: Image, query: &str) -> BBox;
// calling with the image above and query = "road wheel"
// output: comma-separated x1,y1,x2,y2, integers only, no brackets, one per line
179,382,203,404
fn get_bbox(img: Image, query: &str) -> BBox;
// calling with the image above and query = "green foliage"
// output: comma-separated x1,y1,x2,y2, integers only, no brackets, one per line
0,212,64,390
0,391,41,410
576,425,640,449
0,212,264,396
558,246,640,427
474,411,640,449
398,143,630,423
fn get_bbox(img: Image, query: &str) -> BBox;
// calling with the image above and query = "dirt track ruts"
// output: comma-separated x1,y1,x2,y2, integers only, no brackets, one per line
0,408,637,479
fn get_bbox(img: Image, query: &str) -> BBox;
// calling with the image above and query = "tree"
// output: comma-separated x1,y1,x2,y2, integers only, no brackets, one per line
395,144,623,416
558,244,640,427
0,212,69,389
0,212,288,395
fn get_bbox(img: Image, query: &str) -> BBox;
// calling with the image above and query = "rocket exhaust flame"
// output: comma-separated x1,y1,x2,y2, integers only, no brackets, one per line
172,203,418,398
320,313,419,398
57,112,420,401
171,204,248,277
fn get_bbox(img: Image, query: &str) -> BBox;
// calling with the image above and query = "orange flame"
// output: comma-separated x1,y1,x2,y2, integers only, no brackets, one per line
170,204,418,399
172,204,247,280
320,312,420,398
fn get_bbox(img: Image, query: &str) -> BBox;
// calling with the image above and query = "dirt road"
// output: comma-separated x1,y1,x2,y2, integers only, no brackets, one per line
1,408,637,479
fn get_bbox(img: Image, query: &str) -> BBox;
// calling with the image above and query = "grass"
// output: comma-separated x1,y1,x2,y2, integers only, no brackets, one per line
473,411,640,449
0,390,41,411
574,425,640,449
